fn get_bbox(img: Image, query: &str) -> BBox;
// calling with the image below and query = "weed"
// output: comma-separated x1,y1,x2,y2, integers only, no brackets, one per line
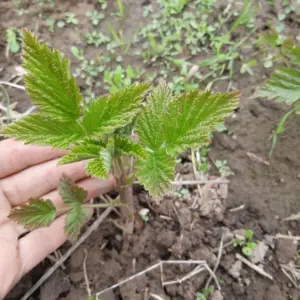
6,28,20,54
86,31,110,47
233,229,257,256
196,286,214,300
70,46,84,61
259,36,300,155
104,65,142,93
46,18,55,32
1,31,238,238
215,160,234,177
64,13,79,25
86,11,105,26
98,0,108,10
116,0,124,18
75,59,105,86
159,0,189,15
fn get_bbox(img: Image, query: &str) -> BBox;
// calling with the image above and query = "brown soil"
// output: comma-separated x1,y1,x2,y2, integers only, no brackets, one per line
1,0,300,300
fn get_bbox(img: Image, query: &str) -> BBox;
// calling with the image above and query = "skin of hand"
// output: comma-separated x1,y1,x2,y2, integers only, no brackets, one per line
0,139,115,298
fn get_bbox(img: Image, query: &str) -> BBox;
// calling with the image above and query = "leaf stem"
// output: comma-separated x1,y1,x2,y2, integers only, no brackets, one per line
83,202,125,209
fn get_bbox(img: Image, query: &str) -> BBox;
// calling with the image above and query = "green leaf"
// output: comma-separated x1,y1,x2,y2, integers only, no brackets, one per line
115,136,146,158
137,84,173,150
137,85,239,155
58,174,87,205
82,83,150,138
242,246,253,257
85,157,110,178
244,229,254,240
260,67,300,104
65,204,90,241
8,198,56,230
247,242,257,250
163,91,239,155
0,114,85,149
136,149,175,199
6,28,20,53
22,30,82,121
59,140,102,165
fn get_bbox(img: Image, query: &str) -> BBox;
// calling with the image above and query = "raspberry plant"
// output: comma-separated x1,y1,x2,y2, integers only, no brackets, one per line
1,30,239,238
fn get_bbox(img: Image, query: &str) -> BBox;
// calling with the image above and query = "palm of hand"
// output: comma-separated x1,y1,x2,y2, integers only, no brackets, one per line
0,139,113,298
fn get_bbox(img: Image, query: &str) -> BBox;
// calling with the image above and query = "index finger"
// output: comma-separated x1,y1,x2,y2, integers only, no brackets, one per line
0,139,64,179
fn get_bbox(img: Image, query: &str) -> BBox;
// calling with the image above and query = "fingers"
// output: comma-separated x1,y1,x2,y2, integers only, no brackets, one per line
19,210,93,275
0,139,64,179
1,159,88,207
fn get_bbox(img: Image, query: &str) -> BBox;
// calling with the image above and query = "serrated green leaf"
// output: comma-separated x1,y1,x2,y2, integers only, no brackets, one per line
22,30,82,121
136,149,175,199
82,83,150,138
59,140,103,165
65,204,90,241
58,174,88,205
8,198,56,230
137,84,173,150
0,114,85,149
260,67,300,104
85,157,109,178
115,136,146,158
137,85,239,155
163,91,239,155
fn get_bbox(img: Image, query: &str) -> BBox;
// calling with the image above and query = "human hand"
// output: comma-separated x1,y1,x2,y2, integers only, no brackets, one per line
0,139,114,298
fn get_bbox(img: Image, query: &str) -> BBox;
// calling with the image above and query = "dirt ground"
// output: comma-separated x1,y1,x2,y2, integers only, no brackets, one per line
1,0,300,299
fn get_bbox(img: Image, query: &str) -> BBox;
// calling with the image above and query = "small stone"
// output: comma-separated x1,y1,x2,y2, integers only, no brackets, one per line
69,271,83,284
228,260,242,279
69,248,84,270
264,285,285,300
191,245,216,266
250,241,269,264
276,239,297,264
156,230,176,249
40,270,71,300
211,290,224,300
178,207,192,230
244,278,251,286
232,282,245,295
214,132,238,151
233,229,246,241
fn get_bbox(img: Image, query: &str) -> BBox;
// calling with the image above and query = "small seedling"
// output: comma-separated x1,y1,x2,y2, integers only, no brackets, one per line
98,0,108,10
46,18,56,32
71,46,84,61
215,160,233,177
64,13,79,25
196,286,214,300
6,28,20,54
86,11,105,26
75,59,105,86
86,31,110,47
233,229,257,256
1,31,238,238
104,65,142,93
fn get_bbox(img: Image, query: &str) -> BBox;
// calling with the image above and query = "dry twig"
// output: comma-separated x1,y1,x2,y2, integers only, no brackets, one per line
83,249,92,298
21,207,113,300
96,260,220,299
0,80,25,90
236,253,273,280
274,234,300,241
205,234,224,289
